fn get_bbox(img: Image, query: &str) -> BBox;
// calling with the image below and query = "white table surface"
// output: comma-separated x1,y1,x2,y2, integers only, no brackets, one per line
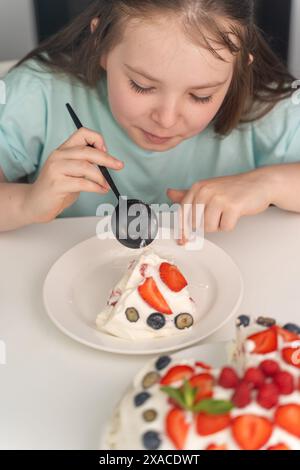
1,207,300,450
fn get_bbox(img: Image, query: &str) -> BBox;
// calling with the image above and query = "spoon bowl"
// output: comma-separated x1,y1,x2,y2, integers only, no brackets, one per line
112,198,159,249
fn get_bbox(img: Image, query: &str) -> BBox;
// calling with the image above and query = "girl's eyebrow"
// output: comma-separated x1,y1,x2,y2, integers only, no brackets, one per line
124,63,227,90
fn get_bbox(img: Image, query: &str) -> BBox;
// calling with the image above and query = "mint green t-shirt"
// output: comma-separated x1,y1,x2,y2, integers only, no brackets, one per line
0,60,300,218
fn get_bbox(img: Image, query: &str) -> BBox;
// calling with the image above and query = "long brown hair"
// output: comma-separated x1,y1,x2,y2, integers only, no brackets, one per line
17,0,295,135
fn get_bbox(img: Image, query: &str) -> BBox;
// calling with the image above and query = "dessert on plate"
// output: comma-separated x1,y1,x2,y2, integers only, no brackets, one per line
104,315,300,450
96,250,199,339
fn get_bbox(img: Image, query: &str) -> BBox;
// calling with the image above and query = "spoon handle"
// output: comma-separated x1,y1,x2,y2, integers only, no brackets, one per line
66,103,121,201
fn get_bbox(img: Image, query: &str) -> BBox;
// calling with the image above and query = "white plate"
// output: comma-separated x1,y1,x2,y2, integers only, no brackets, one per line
43,228,243,355
101,341,231,449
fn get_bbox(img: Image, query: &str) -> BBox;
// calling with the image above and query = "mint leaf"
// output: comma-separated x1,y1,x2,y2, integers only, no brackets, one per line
193,399,234,415
182,380,197,408
160,386,186,408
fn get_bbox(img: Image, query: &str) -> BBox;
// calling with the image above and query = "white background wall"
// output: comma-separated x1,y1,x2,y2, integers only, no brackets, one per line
0,0,36,61
289,0,300,77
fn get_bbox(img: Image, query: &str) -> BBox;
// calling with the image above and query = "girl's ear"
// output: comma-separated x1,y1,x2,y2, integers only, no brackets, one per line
100,55,107,70
248,53,254,65
90,17,100,34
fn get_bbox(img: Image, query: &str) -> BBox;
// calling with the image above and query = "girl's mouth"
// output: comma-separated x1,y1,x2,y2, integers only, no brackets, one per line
141,129,173,144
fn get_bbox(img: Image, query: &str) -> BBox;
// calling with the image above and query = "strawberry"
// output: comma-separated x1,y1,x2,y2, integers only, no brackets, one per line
196,412,231,436
282,347,300,369
244,367,265,389
206,443,227,450
159,262,187,292
257,383,279,409
275,404,300,438
276,326,300,343
247,327,277,354
160,365,194,385
259,359,280,377
138,277,172,314
189,373,214,402
218,367,239,389
139,263,148,277
195,361,212,370
232,382,252,408
232,415,273,450
267,443,290,450
166,408,190,450
273,371,295,395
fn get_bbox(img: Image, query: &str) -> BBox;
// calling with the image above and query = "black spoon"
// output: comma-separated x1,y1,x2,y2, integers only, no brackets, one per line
66,103,158,249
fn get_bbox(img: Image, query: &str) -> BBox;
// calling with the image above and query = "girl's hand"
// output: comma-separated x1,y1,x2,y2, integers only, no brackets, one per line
24,128,124,224
167,169,274,242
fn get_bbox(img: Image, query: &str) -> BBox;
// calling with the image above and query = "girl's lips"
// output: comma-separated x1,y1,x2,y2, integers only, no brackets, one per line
141,129,173,144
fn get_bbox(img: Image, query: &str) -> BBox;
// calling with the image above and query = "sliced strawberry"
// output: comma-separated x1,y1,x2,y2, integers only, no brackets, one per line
160,365,194,385
275,404,300,438
195,361,212,370
139,263,148,278
267,443,290,450
189,373,214,402
232,415,273,450
196,412,231,436
138,277,172,314
159,262,187,292
282,347,300,369
166,408,190,450
206,443,227,450
247,327,277,354
276,326,300,343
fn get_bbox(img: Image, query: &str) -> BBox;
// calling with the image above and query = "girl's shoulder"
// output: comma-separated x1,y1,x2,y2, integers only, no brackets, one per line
250,93,300,136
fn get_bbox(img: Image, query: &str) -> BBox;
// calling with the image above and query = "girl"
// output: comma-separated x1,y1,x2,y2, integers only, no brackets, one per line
0,0,299,239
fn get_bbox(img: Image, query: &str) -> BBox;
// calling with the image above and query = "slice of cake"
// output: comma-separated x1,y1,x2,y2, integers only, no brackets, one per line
96,250,198,339
104,317,300,450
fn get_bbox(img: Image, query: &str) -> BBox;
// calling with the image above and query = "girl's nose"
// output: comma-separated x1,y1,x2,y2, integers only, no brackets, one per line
151,97,180,130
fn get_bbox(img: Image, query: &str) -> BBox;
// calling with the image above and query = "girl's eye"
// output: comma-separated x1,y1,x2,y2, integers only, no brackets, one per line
129,79,212,104
129,80,152,94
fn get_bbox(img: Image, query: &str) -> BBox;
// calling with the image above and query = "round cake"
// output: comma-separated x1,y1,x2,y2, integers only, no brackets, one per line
104,315,300,450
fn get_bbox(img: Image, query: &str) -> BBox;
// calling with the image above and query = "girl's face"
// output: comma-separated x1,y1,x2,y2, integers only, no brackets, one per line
100,16,235,151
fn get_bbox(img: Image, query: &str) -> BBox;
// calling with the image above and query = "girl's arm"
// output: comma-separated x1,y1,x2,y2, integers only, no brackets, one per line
0,128,124,233
167,162,300,238
0,180,35,232
268,162,300,213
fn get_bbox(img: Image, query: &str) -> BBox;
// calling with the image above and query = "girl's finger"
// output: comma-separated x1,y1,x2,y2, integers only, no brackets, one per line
60,146,123,170
61,176,110,195
177,189,195,245
58,159,110,190
60,127,107,152
219,210,239,232
203,203,223,233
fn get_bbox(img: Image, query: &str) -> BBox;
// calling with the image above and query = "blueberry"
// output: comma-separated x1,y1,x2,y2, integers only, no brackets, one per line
256,316,276,327
142,371,160,389
147,313,166,330
142,431,161,450
155,355,171,371
236,315,250,327
134,392,151,407
283,323,300,335
175,313,193,330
